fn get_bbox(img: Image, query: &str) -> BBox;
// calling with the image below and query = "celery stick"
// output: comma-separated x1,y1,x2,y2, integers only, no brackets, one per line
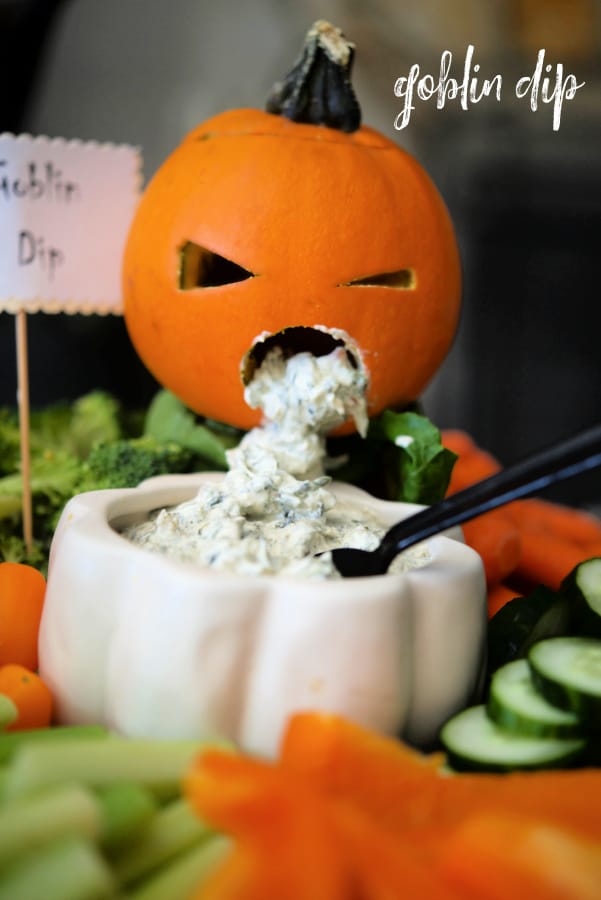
0,695,17,730
0,834,115,900
0,782,101,866
3,737,214,801
125,836,230,900
0,724,109,765
96,782,158,851
112,798,212,885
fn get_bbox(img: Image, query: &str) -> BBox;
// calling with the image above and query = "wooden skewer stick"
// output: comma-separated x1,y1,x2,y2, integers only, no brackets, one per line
15,310,33,555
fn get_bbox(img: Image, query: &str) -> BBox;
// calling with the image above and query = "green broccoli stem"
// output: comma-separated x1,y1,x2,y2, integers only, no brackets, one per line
266,19,361,132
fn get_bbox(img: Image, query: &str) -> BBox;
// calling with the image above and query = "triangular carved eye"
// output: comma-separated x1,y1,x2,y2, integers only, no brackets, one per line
178,241,255,289
343,269,416,289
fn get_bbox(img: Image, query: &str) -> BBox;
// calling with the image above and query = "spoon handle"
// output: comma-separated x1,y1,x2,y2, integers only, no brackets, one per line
377,423,601,571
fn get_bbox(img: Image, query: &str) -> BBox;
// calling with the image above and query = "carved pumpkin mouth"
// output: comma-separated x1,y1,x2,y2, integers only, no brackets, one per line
241,326,362,385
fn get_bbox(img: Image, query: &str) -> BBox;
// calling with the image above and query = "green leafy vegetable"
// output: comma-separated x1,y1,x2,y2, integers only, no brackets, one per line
144,390,241,469
370,410,457,504
329,409,456,506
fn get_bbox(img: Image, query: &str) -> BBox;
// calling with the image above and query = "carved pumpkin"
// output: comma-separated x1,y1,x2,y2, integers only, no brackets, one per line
123,22,461,432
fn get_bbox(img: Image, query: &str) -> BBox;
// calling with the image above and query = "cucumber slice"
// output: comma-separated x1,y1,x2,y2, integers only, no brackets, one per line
440,704,586,772
488,659,583,738
486,585,571,678
563,557,601,638
528,636,601,728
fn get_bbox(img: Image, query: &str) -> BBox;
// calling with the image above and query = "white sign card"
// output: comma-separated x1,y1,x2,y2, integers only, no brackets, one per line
0,134,142,313
1,133,142,553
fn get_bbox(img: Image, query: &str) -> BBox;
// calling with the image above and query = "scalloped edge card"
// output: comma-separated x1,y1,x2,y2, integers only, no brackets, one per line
0,134,142,314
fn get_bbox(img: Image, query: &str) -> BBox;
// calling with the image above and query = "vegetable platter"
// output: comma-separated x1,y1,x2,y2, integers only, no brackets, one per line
2,390,601,900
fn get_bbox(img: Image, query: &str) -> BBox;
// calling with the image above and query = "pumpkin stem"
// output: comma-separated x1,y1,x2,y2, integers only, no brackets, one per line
266,20,361,133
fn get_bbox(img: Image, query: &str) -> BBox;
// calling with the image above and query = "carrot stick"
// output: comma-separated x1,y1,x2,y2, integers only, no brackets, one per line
487,582,519,618
425,771,601,845
461,512,521,586
441,431,601,592
447,453,501,495
441,430,478,459
184,713,601,900
333,803,463,900
439,813,601,900
514,531,592,591
280,713,444,835
186,750,348,900
508,499,601,548
280,714,601,842
187,741,460,900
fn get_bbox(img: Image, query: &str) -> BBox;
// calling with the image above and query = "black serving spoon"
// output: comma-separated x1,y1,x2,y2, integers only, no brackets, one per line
328,423,601,577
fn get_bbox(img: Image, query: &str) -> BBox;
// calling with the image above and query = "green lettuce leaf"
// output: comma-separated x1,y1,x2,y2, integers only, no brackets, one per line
369,410,457,505
327,409,456,506
143,390,242,470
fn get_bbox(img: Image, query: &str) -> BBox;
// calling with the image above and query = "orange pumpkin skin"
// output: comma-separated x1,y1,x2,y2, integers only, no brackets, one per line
123,107,461,431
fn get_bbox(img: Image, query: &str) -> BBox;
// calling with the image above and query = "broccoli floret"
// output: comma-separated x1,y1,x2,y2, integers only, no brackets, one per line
0,408,21,476
0,449,85,554
29,403,74,457
0,530,47,570
68,391,123,457
0,389,243,574
0,450,82,516
24,391,124,462
0,450,83,514
79,436,195,490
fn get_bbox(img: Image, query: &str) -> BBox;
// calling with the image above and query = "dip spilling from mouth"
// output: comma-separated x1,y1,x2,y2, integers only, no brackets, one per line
125,338,430,578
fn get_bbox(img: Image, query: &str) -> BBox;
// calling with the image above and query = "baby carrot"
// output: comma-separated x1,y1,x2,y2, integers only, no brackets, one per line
0,562,46,670
441,430,478,459
487,582,519,619
508,499,601,548
514,532,592,591
442,430,501,495
461,512,521,587
0,665,52,732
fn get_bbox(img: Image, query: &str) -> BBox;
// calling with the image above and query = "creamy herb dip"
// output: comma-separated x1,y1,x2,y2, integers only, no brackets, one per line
125,343,430,578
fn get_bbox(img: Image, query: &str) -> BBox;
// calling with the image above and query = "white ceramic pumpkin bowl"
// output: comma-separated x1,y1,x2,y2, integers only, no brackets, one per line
38,473,487,758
